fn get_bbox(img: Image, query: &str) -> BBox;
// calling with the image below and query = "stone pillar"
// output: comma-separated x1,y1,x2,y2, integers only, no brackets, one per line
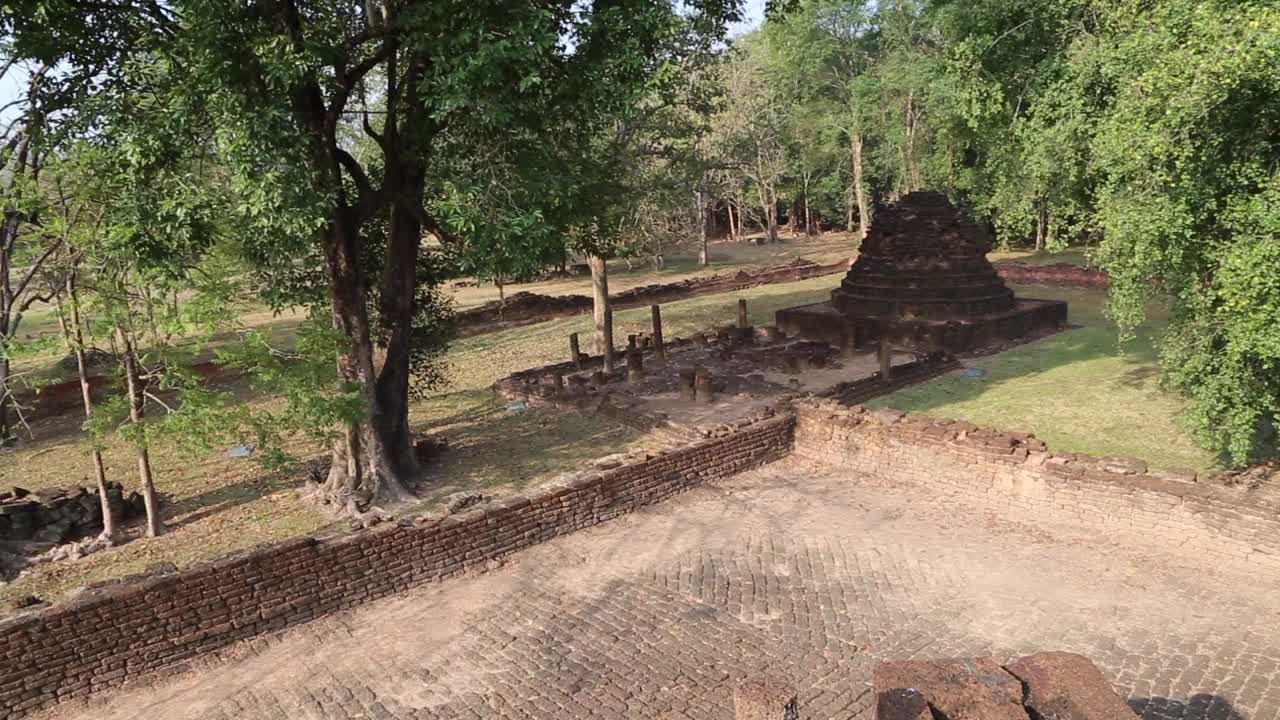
678,368,697,401
569,333,583,371
841,332,858,358
590,370,608,389
878,341,892,380
694,367,715,404
627,348,644,384
552,372,565,395
651,304,666,360
735,298,754,345
734,677,799,720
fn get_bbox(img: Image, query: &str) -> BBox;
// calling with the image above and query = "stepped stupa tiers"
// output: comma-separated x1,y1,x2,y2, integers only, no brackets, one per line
776,191,1067,353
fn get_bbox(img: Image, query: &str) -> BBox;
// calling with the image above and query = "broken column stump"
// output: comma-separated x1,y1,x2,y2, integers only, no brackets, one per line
694,367,715,404
678,368,697,401
734,676,798,720
590,370,608,389
878,341,893,380
627,347,644,384
732,298,754,345
840,332,858,358
569,332,583,371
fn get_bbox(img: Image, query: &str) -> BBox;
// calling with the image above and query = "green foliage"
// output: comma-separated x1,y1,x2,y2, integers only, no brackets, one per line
217,319,363,473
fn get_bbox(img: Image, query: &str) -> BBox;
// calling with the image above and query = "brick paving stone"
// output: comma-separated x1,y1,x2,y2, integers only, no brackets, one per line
38,461,1280,720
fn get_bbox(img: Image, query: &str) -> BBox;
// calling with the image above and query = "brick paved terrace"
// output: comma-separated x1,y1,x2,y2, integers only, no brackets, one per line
39,459,1280,720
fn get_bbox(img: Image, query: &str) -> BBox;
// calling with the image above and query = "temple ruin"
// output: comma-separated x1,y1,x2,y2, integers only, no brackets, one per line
776,191,1068,353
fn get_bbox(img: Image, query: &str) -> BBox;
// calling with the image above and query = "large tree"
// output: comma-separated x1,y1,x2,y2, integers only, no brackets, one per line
6,0,739,511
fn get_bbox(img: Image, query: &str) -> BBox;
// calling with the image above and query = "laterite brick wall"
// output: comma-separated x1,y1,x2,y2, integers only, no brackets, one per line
792,400,1280,570
0,416,793,719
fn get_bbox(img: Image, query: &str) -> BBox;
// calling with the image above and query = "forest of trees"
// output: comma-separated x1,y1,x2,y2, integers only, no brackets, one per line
0,0,1276,534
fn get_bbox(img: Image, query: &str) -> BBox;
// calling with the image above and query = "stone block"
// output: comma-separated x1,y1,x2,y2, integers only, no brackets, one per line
1005,651,1137,720
875,687,931,720
872,657,1026,720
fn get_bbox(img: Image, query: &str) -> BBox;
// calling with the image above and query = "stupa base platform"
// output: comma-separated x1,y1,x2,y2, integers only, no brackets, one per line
775,297,1068,354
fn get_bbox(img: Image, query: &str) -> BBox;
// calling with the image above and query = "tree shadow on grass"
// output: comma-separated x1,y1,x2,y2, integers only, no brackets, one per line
411,390,644,505
1131,694,1245,720
164,467,304,529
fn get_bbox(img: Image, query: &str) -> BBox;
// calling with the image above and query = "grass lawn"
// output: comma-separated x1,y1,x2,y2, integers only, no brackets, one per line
988,246,1094,267
447,231,859,310
1,252,1173,608
870,285,1213,472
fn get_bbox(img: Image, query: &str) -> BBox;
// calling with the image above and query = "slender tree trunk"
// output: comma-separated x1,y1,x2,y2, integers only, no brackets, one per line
851,131,869,240
115,325,161,538
696,186,709,267
766,186,779,243
803,173,813,237
1035,200,1048,252
589,255,614,373
846,184,855,234
56,276,115,541
727,200,738,241
902,90,921,192
0,355,11,445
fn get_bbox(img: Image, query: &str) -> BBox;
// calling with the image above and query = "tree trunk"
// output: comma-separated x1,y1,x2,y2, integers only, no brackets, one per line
803,173,813,237
589,255,614,373
56,276,116,541
0,356,11,445
1035,200,1048,252
320,208,413,510
765,186,779,243
846,184,855,234
851,131,869,240
728,200,739,242
696,187,709,267
115,325,161,538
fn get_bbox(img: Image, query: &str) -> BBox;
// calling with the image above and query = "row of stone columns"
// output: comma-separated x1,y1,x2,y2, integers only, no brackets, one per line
570,302,673,371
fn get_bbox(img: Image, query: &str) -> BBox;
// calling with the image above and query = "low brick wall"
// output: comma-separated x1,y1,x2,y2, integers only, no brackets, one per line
792,400,1280,570
995,261,1108,288
0,416,793,718
456,258,849,338
818,353,961,405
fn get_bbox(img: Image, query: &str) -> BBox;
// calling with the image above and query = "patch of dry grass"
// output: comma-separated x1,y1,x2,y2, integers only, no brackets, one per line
0,274,839,607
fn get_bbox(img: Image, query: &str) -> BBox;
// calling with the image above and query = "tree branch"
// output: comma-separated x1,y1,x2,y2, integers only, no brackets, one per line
11,238,63,306
335,148,380,219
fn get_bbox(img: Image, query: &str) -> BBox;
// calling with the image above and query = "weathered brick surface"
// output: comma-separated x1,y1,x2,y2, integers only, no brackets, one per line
0,417,793,719
1007,651,1138,719
995,261,1109,289
30,461,1280,720
791,400,1280,571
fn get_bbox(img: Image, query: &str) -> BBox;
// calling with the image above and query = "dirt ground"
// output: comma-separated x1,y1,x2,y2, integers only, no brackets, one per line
42,458,1280,720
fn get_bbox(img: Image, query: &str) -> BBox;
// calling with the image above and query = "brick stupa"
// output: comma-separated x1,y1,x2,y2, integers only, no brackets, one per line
776,191,1067,353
